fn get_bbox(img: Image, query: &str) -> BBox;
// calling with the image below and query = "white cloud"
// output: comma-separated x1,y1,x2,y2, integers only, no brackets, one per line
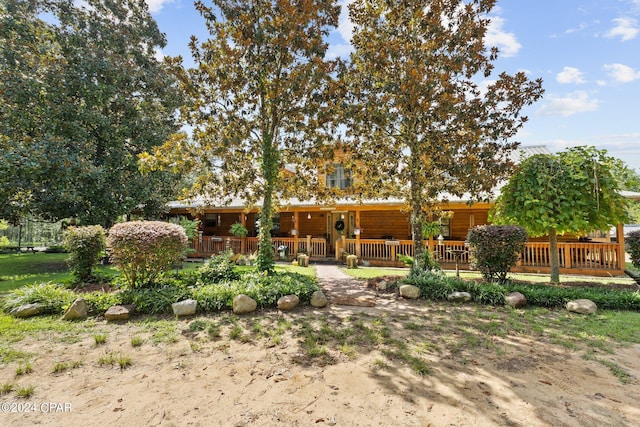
337,0,355,43
325,43,353,60
604,63,640,83
146,0,174,14
605,17,639,41
537,91,599,117
485,16,521,57
556,66,586,84
154,47,165,62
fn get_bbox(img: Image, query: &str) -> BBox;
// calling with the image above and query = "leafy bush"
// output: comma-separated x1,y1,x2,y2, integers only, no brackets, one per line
626,230,640,269
107,221,188,288
466,225,528,283
195,251,240,284
401,270,465,301
63,225,106,282
83,291,123,315
191,271,319,311
119,280,192,315
1,282,76,314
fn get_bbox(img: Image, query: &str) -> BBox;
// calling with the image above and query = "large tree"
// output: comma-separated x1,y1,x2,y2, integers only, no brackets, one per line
492,146,630,284
141,0,341,272
342,0,543,271
0,0,184,226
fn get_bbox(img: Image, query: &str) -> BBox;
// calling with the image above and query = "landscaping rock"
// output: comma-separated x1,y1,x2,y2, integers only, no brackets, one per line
310,291,328,308
566,299,597,314
62,298,88,320
376,280,388,291
105,304,135,321
233,294,257,314
399,284,420,299
447,291,472,302
172,299,198,317
10,303,42,318
505,292,527,308
277,295,299,311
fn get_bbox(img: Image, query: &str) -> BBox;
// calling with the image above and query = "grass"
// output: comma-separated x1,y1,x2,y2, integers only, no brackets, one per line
16,385,35,398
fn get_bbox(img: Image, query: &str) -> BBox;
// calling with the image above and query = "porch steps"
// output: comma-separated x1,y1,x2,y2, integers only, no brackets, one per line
315,265,376,307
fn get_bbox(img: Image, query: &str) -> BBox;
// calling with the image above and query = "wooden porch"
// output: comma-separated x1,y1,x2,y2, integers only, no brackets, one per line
189,236,626,277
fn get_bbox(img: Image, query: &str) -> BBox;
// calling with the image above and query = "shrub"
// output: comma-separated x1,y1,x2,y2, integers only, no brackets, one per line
83,291,123,315
626,230,640,269
63,225,106,282
119,281,192,314
1,282,76,314
195,251,240,284
107,221,188,288
466,225,528,283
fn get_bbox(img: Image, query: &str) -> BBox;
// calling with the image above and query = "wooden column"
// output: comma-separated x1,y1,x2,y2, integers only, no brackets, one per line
616,223,626,271
293,212,299,256
240,213,246,254
355,210,361,258
307,235,312,257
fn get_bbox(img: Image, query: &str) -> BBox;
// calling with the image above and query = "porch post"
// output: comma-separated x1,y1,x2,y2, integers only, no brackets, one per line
307,234,312,257
355,210,361,258
616,223,626,271
293,212,299,256
240,213,246,254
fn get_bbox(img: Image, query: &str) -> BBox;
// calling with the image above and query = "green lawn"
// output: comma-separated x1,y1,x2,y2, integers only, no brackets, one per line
0,253,202,293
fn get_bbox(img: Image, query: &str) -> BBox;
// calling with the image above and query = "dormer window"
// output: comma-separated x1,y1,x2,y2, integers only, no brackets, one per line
326,163,352,190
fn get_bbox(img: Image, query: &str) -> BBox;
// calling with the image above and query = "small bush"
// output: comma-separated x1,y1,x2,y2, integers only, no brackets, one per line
466,225,528,283
119,281,192,315
107,221,188,288
63,225,106,282
83,291,122,315
1,282,76,314
626,230,640,269
195,251,240,284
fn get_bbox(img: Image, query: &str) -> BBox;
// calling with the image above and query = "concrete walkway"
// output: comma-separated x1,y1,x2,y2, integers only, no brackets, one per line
314,264,376,307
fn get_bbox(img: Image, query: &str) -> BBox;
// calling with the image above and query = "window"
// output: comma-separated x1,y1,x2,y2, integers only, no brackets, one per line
204,213,218,228
326,163,352,189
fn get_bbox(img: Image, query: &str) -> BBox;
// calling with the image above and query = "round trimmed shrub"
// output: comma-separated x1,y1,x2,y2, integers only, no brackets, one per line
466,225,528,283
63,225,106,282
107,221,188,288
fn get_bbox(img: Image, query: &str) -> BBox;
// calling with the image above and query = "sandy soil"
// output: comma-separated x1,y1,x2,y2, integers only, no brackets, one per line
1,298,639,427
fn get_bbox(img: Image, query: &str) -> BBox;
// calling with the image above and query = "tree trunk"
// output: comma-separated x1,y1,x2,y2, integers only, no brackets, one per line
256,134,277,273
548,227,560,284
409,148,424,274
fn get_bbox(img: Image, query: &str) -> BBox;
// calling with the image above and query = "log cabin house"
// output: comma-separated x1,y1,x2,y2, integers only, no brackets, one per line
167,146,635,277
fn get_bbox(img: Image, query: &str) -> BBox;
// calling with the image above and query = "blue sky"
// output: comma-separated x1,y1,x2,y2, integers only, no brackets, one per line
147,0,640,173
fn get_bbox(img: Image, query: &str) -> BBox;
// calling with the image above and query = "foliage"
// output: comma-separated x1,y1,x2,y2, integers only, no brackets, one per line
191,251,240,285
0,0,184,226
63,225,106,282
119,281,192,315
342,0,543,270
400,250,441,276
493,147,630,283
402,272,640,310
179,218,200,241
191,271,319,310
106,221,188,288
626,230,640,269
139,0,341,273
229,223,248,238
466,225,528,283
1,282,76,314
82,291,122,316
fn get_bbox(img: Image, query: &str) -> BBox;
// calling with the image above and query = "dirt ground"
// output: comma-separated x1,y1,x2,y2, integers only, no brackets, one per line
2,293,639,427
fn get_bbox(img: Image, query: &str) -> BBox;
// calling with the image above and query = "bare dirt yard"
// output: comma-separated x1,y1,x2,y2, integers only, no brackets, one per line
1,295,639,427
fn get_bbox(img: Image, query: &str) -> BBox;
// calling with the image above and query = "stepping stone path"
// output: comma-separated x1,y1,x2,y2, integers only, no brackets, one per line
315,264,376,307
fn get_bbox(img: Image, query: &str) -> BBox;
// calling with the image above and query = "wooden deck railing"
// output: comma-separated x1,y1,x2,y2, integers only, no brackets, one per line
191,237,623,275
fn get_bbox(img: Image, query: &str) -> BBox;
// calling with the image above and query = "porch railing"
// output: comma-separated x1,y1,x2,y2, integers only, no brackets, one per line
191,236,623,274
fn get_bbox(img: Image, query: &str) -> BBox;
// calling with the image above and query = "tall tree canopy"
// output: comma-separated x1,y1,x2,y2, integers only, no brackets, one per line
342,0,543,270
141,0,341,272
492,146,630,283
0,0,184,226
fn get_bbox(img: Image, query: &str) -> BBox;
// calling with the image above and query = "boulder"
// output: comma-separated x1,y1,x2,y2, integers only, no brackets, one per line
310,291,328,308
566,299,597,314
376,280,388,291
447,291,472,303
10,303,42,318
399,284,420,299
105,304,135,321
233,294,257,314
277,295,299,311
504,292,527,308
172,299,198,317
62,298,88,320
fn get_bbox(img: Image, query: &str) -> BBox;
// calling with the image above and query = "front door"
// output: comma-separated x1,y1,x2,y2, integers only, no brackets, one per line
328,212,348,255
